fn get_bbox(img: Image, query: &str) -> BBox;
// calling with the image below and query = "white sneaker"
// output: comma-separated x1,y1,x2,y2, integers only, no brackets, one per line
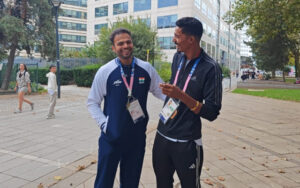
14,108,22,113
46,114,55,119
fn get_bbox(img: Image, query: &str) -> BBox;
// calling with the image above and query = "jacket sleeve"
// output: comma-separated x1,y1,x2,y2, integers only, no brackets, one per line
149,65,166,101
87,68,108,128
198,63,222,121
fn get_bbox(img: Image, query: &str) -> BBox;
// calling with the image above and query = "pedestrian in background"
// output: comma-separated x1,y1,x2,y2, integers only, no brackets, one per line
46,65,57,119
14,63,34,113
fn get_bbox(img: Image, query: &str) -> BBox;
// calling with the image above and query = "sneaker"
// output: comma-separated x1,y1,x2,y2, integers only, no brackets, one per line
46,114,55,119
14,108,22,113
30,103,34,111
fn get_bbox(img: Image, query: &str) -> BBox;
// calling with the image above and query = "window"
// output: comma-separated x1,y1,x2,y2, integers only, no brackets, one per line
95,6,108,17
194,0,201,9
212,45,216,59
134,0,151,12
207,43,211,56
158,0,177,8
60,9,87,19
202,2,207,15
113,2,128,15
94,23,108,35
157,14,177,29
63,0,87,7
158,37,176,49
207,25,212,37
58,22,87,31
64,47,82,51
201,41,206,51
134,18,151,27
59,34,86,43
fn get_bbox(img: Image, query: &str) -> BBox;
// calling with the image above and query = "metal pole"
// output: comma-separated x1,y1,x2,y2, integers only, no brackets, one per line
228,1,231,89
216,0,221,64
55,6,61,98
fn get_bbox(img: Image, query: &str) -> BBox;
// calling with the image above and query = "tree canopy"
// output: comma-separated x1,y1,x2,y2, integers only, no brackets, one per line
70,17,161,64
0,0,56,90
225,0,300,78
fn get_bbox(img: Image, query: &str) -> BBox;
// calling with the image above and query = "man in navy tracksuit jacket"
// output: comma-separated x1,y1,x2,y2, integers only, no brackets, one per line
87,28,165,188
153,17,222,188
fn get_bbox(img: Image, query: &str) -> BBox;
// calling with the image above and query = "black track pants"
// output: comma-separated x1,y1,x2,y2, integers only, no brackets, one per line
152,133,203,188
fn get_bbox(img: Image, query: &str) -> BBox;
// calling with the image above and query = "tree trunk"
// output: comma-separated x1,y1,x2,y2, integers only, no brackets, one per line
1,42,17,90
294,51,299,78
272,70,275,78
283,71,286,82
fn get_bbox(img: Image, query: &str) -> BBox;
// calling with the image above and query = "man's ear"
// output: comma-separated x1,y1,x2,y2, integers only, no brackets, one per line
112,45,116,53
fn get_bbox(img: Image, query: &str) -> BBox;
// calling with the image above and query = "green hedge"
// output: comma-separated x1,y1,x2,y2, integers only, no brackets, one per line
28,68,74,85
73,64,102,87
155,61,172,82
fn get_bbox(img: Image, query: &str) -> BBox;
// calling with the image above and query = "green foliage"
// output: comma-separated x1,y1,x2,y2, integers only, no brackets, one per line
155,61,172,82
233,88,300,102
73,64,102,87
221,66,230,78
226,0,300,76
28,68,74,85
283,66,291,73
77,17,161,63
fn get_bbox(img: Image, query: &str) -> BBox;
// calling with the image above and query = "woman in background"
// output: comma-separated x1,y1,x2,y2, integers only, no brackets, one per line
14,63,34,113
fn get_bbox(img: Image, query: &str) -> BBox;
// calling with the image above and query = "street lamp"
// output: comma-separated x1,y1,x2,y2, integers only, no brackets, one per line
50,0,62,98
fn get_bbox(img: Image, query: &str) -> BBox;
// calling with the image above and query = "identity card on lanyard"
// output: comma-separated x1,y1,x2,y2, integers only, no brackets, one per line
117,58,145,123
159,56,201,124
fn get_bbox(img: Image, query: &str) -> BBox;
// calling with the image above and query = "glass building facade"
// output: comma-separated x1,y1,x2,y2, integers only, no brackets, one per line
63,0,87,7
134,0,151,12
58,22,87,31
59,34,86,43
158,37,176,49
60,9,87,19
157,14,177,29
94,23,108,35
113,2,128,15
95,6,108,17
158,0,178,8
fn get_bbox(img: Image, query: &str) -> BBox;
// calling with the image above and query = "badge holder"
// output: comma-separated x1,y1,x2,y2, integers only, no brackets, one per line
127,96,145,124
159,98,179,124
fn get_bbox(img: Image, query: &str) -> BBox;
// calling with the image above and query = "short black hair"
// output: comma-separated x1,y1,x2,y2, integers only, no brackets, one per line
49,64,56,70
109,28,132,45
176,17,203,41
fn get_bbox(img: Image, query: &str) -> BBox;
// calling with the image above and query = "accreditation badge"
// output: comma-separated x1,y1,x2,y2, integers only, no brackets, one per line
159,98,179,124
127,99,145,123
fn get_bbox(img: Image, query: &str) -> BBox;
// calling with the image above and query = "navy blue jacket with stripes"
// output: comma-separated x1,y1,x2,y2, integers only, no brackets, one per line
87,57,165,143
157,50,222,140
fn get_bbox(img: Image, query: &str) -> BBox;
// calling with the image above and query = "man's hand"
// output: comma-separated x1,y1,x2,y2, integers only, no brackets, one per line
159,83,183,100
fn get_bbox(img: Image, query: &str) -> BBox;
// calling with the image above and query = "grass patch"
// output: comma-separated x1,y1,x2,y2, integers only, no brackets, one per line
232,88,300,102
271,77,296,84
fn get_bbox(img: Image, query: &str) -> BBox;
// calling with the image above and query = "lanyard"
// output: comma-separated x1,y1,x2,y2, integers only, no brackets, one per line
116,57,135,97
173,56,201,92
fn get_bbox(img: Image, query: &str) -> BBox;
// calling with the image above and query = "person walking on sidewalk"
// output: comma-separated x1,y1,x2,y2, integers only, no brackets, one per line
153,17,223,188
87,28,165,188
14,63,34,113
46,65,57,119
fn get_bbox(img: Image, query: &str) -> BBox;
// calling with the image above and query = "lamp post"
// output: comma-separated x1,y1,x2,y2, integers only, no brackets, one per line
50,0,62,98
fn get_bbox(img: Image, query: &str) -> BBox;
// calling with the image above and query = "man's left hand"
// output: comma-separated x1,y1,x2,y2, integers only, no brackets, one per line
160,83,182,99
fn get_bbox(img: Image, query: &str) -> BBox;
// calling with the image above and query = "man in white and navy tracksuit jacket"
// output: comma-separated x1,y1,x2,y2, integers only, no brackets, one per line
87,28,165,188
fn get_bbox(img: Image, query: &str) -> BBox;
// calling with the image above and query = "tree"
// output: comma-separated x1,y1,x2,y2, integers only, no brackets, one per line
0,0,56,90
78,17,161,63
225,0,300,80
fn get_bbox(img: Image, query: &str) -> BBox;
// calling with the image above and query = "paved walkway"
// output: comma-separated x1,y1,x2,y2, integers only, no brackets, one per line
0,86,299,188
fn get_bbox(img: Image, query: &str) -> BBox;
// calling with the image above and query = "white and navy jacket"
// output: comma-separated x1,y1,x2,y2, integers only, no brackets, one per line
87,57,165,143
157,50,222,141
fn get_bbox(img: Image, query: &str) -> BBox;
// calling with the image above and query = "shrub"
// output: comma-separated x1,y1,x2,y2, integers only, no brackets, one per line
221,66,230,78
28,68,74,85
155,61,172,82
73,64,102,87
